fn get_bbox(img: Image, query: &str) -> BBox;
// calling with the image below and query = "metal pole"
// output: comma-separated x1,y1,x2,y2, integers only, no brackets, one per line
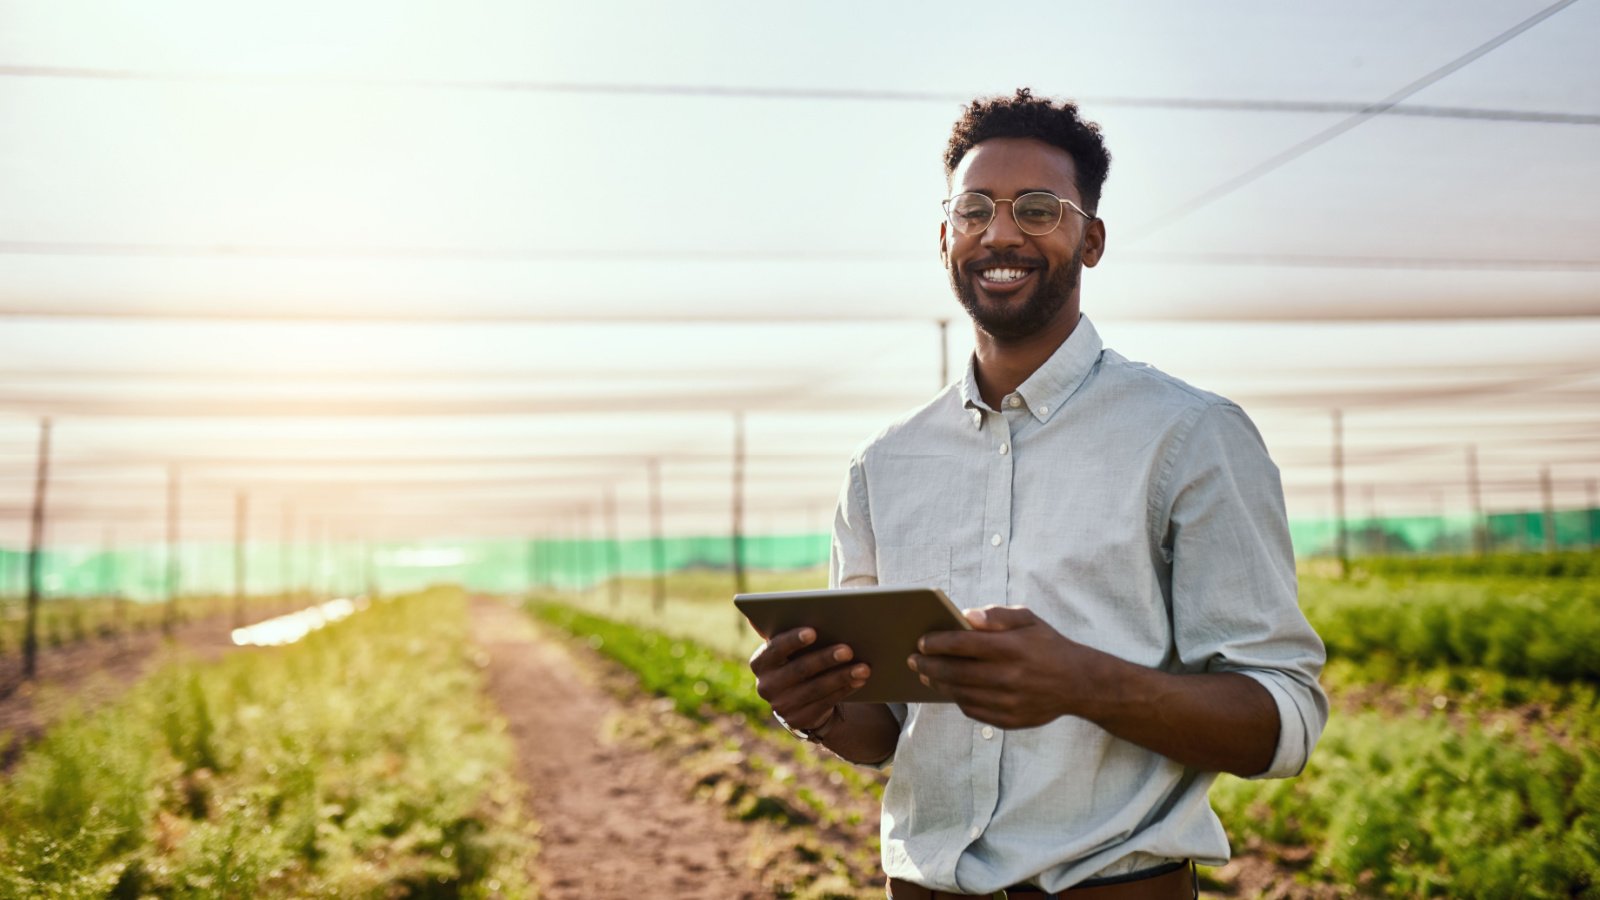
1466,445,1486,556
605,488,622,609
234,490,247,628
308,517,321,601
364,538,377,599
1540,466,1556,554
106,525,124,640
648,458,666,615
938,319,950,388
1587,479,1598,551
281,500,293,604
22,417,52,680
165,462,180,634
1331,410,1347,576
732,412,748,597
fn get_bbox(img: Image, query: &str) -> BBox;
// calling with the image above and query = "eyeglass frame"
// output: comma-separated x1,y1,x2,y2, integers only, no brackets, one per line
941,191,1096,237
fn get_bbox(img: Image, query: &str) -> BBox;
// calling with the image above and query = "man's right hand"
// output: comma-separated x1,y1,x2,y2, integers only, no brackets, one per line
748,626,871,732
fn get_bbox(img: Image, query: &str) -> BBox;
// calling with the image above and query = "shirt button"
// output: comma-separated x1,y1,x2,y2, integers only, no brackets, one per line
969,825,982,840
1006,396,1022,409
990,534,1002,546
981,726,994,739
1039,405,1049,415
971,411,982,427
998,443,1009,455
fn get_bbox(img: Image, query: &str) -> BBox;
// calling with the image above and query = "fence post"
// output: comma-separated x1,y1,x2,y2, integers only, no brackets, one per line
1540,466,1556,554
164,462,180,635
234,491,248,628
1331,410,1348,576
605,488,622,609
648,458,666,615
22,417,52,680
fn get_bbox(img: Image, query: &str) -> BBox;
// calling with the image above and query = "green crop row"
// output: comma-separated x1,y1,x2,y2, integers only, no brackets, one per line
0,587,536,899
527,598,885,802
1300,573,1600,681
1211,708,1599,898
533,591,1598,899
529,599,770,724
1348,550,1600,581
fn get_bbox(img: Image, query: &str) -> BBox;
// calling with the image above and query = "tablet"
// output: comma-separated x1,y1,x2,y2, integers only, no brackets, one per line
734,586,972,703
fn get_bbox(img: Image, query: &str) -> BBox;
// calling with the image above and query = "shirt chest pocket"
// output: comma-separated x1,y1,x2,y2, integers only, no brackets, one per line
874,544,952,593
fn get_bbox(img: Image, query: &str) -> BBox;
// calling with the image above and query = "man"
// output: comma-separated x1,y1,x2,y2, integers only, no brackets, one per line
749,89,1327,899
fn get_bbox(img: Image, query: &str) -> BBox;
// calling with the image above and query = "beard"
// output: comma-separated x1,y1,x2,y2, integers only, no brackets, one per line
951,241,1083,342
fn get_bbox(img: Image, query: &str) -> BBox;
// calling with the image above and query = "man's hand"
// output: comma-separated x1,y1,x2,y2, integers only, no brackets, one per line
749,627,871,732
907,605,1084,729
909,604,1283,775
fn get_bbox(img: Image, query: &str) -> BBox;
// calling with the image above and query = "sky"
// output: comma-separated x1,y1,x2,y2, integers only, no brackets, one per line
1,0,1597,550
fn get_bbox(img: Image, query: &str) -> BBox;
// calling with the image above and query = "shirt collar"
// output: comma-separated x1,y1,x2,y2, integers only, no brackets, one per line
959,314,1104,424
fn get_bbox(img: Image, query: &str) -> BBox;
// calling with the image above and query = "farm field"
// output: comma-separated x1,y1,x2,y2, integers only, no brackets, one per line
0,587,536,899
2,560,1595,898
536,560,1600,898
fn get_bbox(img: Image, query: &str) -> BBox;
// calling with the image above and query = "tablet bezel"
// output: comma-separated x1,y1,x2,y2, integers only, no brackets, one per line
735,585,972,704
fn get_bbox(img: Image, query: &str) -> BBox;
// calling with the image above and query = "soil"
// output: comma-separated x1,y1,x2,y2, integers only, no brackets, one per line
467,595,770,900
0,615,240,772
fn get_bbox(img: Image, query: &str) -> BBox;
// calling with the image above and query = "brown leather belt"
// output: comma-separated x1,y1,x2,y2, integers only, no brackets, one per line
887,860,1195,899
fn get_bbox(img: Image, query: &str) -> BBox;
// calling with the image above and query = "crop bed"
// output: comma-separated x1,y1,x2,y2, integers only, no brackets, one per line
0,587,536,899
539,562,1600,898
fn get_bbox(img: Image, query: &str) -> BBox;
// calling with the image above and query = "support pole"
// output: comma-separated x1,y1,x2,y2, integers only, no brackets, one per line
106,525,124,639
234,490,248,628
732,411,748,597
165,462,181,634
1587,479,1598,551
605,488,622,609
1331,410,1347,576
308,517,321,601
1540,465,1556,554
1466,445,1486,556
22,417,52,680
534,531,547,595
648,458,666,615
281,500,293,604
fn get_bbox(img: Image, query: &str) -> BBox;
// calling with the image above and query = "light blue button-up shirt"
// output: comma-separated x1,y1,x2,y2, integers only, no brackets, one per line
829,315,1327,894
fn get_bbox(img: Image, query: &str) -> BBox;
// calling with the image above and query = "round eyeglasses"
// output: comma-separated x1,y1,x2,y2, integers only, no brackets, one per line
942,191,1094,237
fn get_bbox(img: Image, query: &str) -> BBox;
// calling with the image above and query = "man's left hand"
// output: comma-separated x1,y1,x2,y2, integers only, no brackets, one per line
908,605,1089,730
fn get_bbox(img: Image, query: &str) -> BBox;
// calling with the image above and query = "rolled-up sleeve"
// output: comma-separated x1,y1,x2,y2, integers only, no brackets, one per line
1162,402,1329,779
830,453,879,590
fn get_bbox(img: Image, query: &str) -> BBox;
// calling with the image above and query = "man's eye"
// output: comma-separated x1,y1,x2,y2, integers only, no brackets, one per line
955,212,991,226
1017,205,1058,222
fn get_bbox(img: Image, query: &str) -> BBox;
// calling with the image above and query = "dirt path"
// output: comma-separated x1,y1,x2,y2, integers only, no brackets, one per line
467,596,769,900
0,615,240,771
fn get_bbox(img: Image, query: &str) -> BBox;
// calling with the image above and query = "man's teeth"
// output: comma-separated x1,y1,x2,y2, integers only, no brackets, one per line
981,268,1028,283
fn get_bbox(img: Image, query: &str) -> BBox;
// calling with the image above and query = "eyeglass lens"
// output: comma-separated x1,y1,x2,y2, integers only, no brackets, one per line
946,192,1070,236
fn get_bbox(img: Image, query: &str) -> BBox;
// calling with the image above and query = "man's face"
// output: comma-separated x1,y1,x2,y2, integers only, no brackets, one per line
942,137,1102,342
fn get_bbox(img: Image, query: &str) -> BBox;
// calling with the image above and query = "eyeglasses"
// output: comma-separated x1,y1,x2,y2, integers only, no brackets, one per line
942,191,1094,237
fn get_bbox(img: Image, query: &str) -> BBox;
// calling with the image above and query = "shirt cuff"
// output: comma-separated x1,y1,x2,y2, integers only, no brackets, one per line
1236,670,1314,779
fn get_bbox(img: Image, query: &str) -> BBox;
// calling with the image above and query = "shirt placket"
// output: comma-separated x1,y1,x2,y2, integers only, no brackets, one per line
962,395,1020,860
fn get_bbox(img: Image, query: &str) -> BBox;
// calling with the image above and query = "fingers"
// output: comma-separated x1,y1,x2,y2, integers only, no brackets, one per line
906,654,1013,690
748,626,817,673
964,604,1038,631
920,606,1043,656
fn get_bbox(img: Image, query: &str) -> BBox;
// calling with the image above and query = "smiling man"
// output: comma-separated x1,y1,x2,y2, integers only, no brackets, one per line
749,89,1328,899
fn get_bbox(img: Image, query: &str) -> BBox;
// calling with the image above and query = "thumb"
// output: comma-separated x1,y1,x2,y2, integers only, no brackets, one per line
964,605,1038,631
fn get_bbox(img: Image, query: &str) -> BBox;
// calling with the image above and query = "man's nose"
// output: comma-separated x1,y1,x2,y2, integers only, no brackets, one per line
980,204,1025,250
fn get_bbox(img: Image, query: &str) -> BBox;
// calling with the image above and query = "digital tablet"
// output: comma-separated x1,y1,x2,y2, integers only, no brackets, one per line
734,586,972,703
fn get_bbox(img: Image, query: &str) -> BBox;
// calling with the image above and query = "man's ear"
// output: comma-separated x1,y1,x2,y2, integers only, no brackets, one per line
1081,218,1107,268
938,221,949,265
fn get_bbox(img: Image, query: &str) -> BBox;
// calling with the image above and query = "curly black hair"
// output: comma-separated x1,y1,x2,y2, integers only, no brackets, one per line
944,88,1112,214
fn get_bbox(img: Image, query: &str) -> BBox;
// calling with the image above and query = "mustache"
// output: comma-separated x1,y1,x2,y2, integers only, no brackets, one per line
966,253,1046,270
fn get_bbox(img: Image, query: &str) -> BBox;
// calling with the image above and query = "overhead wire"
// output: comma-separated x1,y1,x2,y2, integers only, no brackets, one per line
1121,0,1583,242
